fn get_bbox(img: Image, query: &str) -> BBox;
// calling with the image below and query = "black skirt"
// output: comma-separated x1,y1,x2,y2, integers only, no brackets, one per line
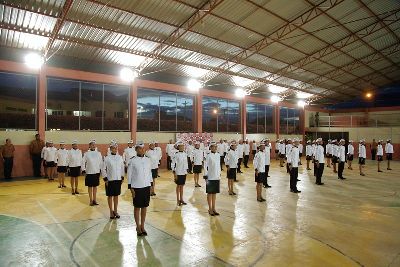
193,165,202,173
377,155,383,162
151,168,158,179
386,153,393,160
206,179,220,194
332,156,338,163
175,175,186,185
203,175,208,180
327,154,332,158
132,186,151,208
85,173,100,187
279,154,285,159
57,166,67,173
69,166,81,177
255,172,266,183
43,160,47,167
227,168,236,180
358,157,366,165
347,155,354,161
46,161,56,167
306,155,312,160
275,149,279,153
106,180,122,196
252,150,257,155
299,153,303,157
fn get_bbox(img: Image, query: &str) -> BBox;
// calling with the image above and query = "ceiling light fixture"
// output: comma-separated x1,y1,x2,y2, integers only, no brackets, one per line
296,92,313,99
297,100,306,107
268,84,288,94
271,95,281,103
235,88,246,98
24,53,44,69
187,79,202,92
120,67,138,82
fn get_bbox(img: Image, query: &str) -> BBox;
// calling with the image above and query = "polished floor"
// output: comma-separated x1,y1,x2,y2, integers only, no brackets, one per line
0,159,399,267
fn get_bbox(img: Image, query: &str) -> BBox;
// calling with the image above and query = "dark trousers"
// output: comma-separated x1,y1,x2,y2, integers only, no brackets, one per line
3,157,13,179
237,158,242,173
187,157,192,173
371,149,376,160
290,167,298,191
32,153,42,177
263,165,270,186
243,155,249,167
167,156,172,170
220,156,225,170
338,161,345,178
316,163,324,184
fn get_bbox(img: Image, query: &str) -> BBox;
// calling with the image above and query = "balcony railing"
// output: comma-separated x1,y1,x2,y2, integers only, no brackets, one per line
309,114,400,128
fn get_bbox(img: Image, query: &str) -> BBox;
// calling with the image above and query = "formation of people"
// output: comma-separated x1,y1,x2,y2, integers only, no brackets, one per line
0,134,396,237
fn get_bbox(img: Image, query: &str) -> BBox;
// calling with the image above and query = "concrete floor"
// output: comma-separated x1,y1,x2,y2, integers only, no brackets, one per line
0,160,399,267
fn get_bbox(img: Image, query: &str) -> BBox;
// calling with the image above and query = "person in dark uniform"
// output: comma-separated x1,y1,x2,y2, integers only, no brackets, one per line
29,134,45,177
1,138,15,180
370,139,377,161
314,138,325,185
337,139,346,180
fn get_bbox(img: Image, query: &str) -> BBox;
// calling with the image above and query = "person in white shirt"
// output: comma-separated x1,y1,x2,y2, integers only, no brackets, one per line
285,139,292,173
243,140,250,168
337,139,346,180
314,138,325,185
288,138,301,193
145,142,160,196
274,139,280,160
254,141,267,201
217,140,225,170
107,139,119,156
223,139,229,156
102,141,124,219
205,142,221,216
82,140,103,206
279,140,286,167
331,140,339,173
166,139,174,171
326,140,332,168
385,139,394,170
43,141,57,181
191,142,204,187
225,141,238,195
358,139,366,176
186,140,194,174
298,140,303,165
154,141,162,176
56,141,68,188
172,141,188,206
263,139,272,188
68,140,82,195
347,140,354,170
377,140,384,172
252,140,257,159
41,142,49,179
123,140,136,170
236,140,244,174
305,140,313,170
312,140,317,176
127,141,153,237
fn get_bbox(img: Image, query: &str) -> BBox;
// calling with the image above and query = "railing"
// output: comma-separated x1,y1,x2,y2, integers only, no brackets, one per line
309,114,400,128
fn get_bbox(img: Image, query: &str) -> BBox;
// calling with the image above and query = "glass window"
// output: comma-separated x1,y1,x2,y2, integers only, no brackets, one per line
246,103,257,134
104,84,129,130
137,89,159,131
279,107,288,134
228,100,240,132
257,104,265,133
265,105,274,133
246,102,274,134
80,82,103,130
279,107,300,134
202,97,218,132
160,91,177,131
202,96,241,132
177,95,194,132
0,72,37,130
218,99,228,132
47,78,79,130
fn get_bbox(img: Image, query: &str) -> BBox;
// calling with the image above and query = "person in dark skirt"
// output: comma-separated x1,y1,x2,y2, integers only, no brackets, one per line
103,141,124,219
43,141,57,181
145,142,159,196
172,142,188,206
385,139,394,170
68,140,82,195
191,142,204,187
225,141,238,195
347,140,354,170
205,142,221,216
376,140,383,172
82,140,103,205
358,139,366,176
254,141,266,201
305,140,313,170
56,141,68,188
127,141,153,236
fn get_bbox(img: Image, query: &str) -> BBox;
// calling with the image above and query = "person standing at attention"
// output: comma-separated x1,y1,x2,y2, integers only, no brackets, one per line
385,139,394,171
370,139,377,161
68,140,82,195
166,140,174,171
43,141,57,181
145,142,160,197
253,141,267,201
314,138,325,185
337,139,346,180
225,141,238,195
191,141,204,187
1,138,15,180
376,140,384,172
288,138,301,193
123,140,136,173
347,140,354,170
358,139,366,176
30,134,45,177
186,140,194,174
56,141,68,188
82,140,103,205
172,141,188,206
305,140,313,170
204,142,221,216
243,139,250,168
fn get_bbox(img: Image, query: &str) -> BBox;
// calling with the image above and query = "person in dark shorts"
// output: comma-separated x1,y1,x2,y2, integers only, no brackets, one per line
172,141,188,206
68,140,82,195
191,142,204,187
82,140,103,205
224,141,238,196
358,139,366,176
127,141,153,236
376,140,383,172
204,142,221,216
56,141,68,188
253,141,266,201
347,140,354,170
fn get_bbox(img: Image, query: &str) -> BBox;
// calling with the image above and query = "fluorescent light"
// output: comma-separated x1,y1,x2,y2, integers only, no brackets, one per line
187,79,202,92
120,67,138,82
24,53,44,69
271,95,281,103
268,84,287,94
185,66,208,78
296,92,313,99
235,88,246,98
297,100,306,107
232,76,254,87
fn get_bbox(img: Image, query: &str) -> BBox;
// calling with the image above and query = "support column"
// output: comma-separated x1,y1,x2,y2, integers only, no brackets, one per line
241,97,247,140
275,104,280,139
130,82,138,141
37,66,46,138
196,91,202,133
300,108,305,142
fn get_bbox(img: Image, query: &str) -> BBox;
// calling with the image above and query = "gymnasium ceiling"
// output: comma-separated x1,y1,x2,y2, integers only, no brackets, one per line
0,0,399,105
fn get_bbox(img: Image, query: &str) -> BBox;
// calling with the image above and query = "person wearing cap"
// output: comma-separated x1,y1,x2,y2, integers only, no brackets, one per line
127,141,153,236
278,139,286,167
106,139,118,156
347,140,354,170
385,139,394,170
285,139,293,174
288,138,301,193
370,139,378,161
205,142,221,216
1,138,15,180
331,140,338,174
326,139,332,168
305,140,313,170
252,140,257,159
41,141,49,179
263,139,272,188
358,140,366,176
314,138,325,185
30,133,45,177
102,142,124,219
337,139,346,180
225,141,238,195
68,141,82,195
191,142,204,187
312,140,317,176
217,140,225,171
43,141,57,181
298,140,303,165
56,141,68,188
82,140,103,205
172,141,189,206
166,139,174,171
154,141,162,177
145,142,160,196
123,140,136,172
223,139,229,156
185,140,194,174
236,140,244,174
254,142,267,201
243,140,250,168
274,139,280,160
377,140,384,172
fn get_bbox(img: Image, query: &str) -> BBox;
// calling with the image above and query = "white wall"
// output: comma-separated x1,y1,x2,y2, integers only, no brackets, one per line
308,127,400,143
0,130,37,145
45,131,131,144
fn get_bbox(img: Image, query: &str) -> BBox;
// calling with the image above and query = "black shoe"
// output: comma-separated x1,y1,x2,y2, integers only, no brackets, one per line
316,183,324,185
378,170,383,172
180,201,187,205
294,190,301,193
297,179,301,181
232,192,237,195
93,201,99,205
